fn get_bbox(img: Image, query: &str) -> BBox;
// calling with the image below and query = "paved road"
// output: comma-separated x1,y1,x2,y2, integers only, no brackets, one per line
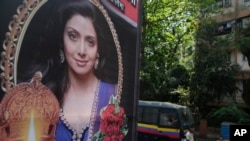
195,132,219,141
195,136,217,141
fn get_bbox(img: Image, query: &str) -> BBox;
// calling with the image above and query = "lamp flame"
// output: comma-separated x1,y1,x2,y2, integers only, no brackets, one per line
27,111,36,141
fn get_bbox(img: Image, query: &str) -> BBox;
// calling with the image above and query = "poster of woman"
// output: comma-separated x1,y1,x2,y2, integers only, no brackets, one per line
0,0,141,141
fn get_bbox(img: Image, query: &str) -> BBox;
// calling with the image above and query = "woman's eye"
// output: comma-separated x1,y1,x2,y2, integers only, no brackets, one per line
87,38,95,47
68,32,78,41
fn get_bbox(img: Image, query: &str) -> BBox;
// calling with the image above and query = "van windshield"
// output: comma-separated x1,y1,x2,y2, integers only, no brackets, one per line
179,107,194,128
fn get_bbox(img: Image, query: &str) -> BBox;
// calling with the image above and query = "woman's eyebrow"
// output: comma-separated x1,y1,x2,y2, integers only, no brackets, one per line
64,27,80,36
65,26,77,32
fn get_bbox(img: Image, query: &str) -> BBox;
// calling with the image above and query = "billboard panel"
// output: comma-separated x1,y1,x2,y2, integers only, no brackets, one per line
0,0,141,140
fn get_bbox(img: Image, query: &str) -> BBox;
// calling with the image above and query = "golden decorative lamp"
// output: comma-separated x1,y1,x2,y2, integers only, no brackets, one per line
0,72,59,141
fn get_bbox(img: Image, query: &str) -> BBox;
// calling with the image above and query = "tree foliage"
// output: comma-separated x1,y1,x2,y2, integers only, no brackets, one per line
190,18,240,118
208,104,250,125
140,0,200,102
140,0,242,113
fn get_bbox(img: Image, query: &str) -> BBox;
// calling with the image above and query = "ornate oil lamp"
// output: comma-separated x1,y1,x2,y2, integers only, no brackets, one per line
0,72,59,141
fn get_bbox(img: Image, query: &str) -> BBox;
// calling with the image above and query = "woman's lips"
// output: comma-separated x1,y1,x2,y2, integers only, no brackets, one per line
75,59,88,67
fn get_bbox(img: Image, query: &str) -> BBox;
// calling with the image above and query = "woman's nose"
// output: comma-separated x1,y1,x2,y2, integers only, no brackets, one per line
78,41,86,56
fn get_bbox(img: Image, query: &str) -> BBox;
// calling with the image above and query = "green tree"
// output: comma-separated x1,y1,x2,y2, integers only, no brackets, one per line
140,0,230,107
208,104,250,126
190,19,240,118
140,0,199,102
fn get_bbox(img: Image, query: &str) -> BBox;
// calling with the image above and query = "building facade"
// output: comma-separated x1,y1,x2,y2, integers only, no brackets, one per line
212,0,250,105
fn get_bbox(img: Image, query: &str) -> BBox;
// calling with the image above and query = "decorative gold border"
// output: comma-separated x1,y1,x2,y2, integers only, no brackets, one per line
90,0,123,104
0,0,48,92
0,0,123,104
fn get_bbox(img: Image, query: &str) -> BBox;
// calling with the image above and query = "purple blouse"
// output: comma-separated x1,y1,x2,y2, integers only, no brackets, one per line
55,81,116,141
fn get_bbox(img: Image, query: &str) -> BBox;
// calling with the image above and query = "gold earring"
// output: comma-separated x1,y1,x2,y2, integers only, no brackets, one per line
94,54,99,69
59,49,65,63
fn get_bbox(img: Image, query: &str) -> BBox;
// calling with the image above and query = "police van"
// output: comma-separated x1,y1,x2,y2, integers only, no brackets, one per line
137,100,195,141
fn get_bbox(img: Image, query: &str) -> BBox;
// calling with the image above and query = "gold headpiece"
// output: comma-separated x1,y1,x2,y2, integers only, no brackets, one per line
0,72,59,141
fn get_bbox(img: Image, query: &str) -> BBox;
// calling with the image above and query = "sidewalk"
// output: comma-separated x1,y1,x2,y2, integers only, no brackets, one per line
195,133,218,141
194,127,220,141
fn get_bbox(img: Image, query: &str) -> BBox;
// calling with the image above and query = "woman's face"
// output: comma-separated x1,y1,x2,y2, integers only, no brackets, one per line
63,14,98,77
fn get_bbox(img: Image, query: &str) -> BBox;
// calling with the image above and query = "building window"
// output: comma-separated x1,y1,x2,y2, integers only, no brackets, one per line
216,20,235,35
216,0,232,8
217,0,223,7
224,0,232,7
242,17,250,29
244,0,250,3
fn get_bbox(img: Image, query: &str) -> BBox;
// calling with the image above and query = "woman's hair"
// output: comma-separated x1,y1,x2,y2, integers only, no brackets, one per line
40,0,118,104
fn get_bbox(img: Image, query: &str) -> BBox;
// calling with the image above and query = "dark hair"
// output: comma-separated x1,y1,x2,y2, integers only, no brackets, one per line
42,0,117,104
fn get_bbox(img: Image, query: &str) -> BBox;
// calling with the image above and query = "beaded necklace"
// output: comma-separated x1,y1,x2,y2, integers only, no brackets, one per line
59,80,100,141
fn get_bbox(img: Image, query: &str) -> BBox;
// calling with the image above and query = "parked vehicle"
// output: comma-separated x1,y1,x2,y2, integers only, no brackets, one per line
137,100,195,141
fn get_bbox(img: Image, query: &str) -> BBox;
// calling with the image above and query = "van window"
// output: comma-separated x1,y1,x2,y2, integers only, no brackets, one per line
181,108,189,122
159,109,178,128
179,107,194,127
142,107,158,124
138,106,143,122
159,113,170,126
